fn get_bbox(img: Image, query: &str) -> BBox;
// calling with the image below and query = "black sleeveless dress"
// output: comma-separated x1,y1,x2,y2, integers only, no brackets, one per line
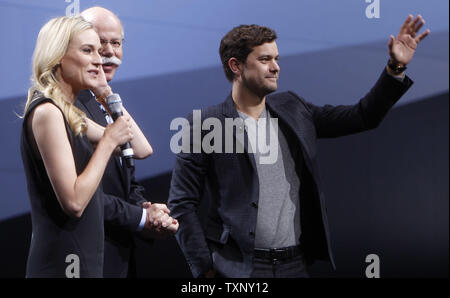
20,93,104,277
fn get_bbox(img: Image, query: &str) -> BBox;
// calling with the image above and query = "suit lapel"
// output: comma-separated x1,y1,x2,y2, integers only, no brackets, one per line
77,90,108,126
265,96,315,173
221,94,257,172
77,90,128,191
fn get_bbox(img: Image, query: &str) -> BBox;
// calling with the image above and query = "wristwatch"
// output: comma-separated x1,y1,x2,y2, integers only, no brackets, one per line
387,59,407,75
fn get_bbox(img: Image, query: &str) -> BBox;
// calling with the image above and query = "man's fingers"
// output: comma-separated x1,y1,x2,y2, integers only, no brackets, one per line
413,19,425,35
155,209,166,219
156,203,170,213
149,210,164,226
408,15,421,33
415,29,430,43
151,211,168,226
143,201,169,214
410,15,422,31
400,14,413,34
144,204,178,235
160,213,170,226
163,218,174,228
153,203,170,214
167,222,179,233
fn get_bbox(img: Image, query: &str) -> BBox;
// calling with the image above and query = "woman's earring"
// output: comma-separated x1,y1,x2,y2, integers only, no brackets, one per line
52,63,60,72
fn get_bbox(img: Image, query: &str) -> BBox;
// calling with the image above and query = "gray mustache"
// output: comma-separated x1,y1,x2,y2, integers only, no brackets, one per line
102,56,122,66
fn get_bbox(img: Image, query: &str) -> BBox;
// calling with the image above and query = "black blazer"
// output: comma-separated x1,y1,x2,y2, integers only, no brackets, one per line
167,69,413,278
75,90,147,277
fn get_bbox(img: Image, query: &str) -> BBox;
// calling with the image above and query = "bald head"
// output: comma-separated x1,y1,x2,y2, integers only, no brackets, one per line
81,6,123,38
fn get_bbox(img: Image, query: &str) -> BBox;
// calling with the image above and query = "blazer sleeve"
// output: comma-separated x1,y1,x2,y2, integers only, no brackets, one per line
127,166,148,207
103,191,143,232
295,68,413,138
167,112,213,278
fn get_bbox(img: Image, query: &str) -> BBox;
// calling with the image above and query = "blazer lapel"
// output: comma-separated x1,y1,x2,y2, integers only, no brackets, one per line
221,94,257,172
77,90,108,126
265,96,315,173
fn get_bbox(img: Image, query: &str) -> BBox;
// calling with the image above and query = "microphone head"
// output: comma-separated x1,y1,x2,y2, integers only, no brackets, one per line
106,93,123,118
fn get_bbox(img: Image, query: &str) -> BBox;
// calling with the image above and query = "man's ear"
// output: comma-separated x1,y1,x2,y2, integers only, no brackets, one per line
228,57,242,78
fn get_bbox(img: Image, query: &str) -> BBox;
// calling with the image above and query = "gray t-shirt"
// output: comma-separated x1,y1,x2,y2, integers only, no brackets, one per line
237,107,301,249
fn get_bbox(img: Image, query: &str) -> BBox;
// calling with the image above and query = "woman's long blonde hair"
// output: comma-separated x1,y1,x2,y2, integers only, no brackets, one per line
24,16,93,136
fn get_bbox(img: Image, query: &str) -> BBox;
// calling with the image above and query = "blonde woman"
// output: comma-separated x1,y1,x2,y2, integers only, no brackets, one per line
20,16,142,277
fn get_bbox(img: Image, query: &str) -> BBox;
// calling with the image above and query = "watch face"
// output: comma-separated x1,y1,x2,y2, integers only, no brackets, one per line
388,60,406,73
395,65,407,72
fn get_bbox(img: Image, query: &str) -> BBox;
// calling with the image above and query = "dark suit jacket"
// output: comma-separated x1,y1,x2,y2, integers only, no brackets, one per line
76,90,147,278
167,69,413,278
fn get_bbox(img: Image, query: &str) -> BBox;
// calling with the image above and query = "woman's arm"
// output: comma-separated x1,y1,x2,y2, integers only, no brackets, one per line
121,105,153,159
84,110,152,159
84,117,104,144
30,102,132,218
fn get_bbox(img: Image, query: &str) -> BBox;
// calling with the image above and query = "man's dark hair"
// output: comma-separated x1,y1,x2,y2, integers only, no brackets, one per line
219,24,277,82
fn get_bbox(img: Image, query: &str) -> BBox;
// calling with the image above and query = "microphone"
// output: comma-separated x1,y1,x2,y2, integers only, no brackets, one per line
106,93,134,168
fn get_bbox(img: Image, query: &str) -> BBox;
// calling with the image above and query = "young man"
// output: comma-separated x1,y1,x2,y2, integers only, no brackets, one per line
168,16,429,277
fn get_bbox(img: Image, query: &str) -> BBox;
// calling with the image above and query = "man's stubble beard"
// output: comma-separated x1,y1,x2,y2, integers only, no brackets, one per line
241,72,277,99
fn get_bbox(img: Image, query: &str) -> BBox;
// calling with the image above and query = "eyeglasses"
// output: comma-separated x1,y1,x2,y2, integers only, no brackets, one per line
100,38,124,49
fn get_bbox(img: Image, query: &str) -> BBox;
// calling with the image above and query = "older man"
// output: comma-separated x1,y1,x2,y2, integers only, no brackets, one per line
77,6,177,278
